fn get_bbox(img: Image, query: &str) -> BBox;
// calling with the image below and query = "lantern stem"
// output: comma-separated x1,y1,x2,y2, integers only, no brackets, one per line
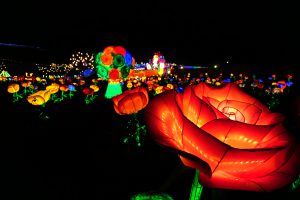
130,192,173,200
292,171,300,191
189,170,203,200
69,91,73,99
123,113,147,147
13,93,18,101
61,91,65,100
84,96,90,104
13,92,22,102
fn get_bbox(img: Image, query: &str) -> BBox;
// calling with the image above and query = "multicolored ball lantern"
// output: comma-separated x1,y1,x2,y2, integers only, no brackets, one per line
95,46,135,99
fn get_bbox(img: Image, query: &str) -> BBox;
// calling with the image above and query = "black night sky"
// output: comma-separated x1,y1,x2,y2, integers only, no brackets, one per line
1,1,299,72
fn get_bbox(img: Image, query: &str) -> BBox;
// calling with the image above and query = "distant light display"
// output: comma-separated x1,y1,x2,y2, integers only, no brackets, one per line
69,51,94,74
37,63,73,76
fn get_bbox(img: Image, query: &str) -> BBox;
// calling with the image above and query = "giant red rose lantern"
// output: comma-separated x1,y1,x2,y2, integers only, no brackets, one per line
191,82,286,125
144,82,300,191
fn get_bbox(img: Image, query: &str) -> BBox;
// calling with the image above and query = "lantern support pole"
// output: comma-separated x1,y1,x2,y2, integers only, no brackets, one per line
292,171,300,191
189,170,203,200
124,113,147,147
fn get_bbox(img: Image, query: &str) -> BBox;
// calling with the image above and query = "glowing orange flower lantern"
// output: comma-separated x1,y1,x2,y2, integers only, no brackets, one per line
59,84,69,92
144,82,300,192
21,81,31,87
113,86,149,147
7,83,20,93
113,86,149,115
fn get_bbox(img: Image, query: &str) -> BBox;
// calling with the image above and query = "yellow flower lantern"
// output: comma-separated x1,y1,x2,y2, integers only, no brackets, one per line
90,84,99,92
155,86,164,94
46,83,60,94
27,90,51,105
215,81,221,86
35,77,41,82
27,95,46,106
7,83,20,93
166,83,174,90
127,81,133,89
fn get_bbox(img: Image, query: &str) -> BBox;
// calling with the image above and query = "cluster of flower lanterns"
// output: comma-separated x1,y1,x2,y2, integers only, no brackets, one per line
1,45,300,199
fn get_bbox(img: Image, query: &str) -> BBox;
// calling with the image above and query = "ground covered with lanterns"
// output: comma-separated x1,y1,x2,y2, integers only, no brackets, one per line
1,74,300,200
1,46,300,199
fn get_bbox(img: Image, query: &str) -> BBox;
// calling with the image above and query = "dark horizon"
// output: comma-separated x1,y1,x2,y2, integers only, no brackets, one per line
1,41,299,78
1,1,299,76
